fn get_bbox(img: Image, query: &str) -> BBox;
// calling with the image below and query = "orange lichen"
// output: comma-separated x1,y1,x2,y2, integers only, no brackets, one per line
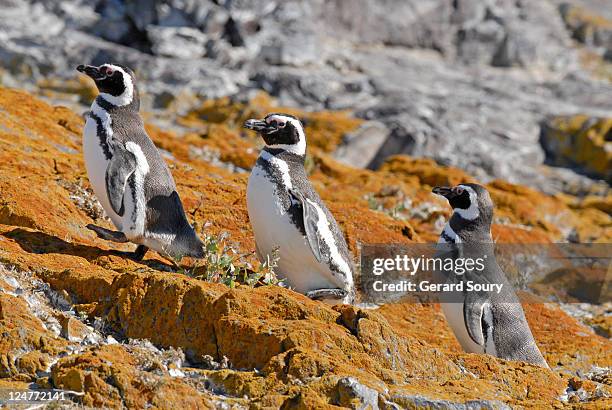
0,87,610,408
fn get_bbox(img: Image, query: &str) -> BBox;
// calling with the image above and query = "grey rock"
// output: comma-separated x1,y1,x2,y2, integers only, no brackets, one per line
0,0,610,195
559,1,612,55
317,0,454,52
455,0,572,68
94,0,132,43
157,4,193,28
388,394,512,410
259,30,321,67
334,121,390,168
335,377,380,410
147,25,208,58
491,29,536,67
250,64,375,111
200,6,230,35
451,0,488,26
338,45,611,190
125,0,158,32
45,0,100,30
457,19,506,66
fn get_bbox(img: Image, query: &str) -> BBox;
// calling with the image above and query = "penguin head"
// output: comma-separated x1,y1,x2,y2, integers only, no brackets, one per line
243,113,306,155
432,183,493,225
76,63,137,107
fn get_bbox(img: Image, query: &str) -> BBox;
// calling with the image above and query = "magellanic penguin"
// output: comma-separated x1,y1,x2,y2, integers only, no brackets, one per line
432,183,548,367
77,63,204,261
243,114,355,304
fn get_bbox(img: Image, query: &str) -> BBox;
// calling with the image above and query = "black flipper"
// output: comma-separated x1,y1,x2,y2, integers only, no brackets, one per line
289,188,324,263
86,224,128,243
463,292,489,347
105,144,138,216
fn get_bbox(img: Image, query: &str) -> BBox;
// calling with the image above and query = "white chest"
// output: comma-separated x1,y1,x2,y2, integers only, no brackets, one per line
83,115,122,229
246,165,336,293
246,165,296,253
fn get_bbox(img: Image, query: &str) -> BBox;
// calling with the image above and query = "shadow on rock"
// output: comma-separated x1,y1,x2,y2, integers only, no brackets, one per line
3,228,175,271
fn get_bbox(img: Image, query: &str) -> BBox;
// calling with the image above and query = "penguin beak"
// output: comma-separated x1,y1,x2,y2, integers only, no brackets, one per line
243,119,277,134
432,186,457,199
76,64,105,80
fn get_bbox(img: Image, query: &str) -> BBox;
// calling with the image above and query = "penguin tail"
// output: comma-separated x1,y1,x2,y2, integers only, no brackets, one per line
166,225,204,260
181,230,205,259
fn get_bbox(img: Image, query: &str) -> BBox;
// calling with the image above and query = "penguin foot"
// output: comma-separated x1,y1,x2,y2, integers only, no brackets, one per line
306,288,348,301
86,224,128,243
132,245,149,261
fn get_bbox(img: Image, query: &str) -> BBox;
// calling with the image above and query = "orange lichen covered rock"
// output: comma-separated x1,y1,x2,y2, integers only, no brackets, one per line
379,155,476,187
180,92,363,153
51,345,215,409
0,87,610,408
541,115,612,182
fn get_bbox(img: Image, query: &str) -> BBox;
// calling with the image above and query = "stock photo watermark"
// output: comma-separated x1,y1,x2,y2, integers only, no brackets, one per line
360,243,611,304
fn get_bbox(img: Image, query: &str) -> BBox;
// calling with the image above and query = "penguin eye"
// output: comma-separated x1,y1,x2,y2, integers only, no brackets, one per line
278,122,286,128
104,67,114,76
454,187,465,195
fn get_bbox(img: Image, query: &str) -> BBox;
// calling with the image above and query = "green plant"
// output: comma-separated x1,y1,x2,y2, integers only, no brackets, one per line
185,223,283,288
365,193,411,220
240,247,281,287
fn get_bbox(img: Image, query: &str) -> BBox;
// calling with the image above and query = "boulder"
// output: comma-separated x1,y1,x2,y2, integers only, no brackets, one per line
540,115,612,182
147,25,208,59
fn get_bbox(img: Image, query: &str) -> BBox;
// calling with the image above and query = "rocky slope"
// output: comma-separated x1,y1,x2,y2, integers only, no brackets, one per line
1,0,611,195
0,88,610,408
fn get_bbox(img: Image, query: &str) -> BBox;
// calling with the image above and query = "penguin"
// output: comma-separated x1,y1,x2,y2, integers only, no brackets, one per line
243,113,355,304
76,63,204,261
432,183,548,367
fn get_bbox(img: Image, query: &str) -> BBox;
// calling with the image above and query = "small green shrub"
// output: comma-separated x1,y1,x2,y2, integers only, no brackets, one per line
184,224,283,288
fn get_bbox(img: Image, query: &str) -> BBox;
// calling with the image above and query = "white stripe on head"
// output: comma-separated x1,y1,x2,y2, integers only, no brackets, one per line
305,198,353,284
98,64,134,107
260,149,293,190
265,114,306,156
454,185,479,220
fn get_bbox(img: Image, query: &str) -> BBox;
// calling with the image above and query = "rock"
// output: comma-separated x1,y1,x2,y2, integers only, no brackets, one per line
57,314,95,343
560,3,612,56
156,2,193,28
457,19,506,66
388,394,512,409
51,345,213,409
345,45,611,190
259,29,321,67
0,0,609,195
317,0,454,51
540,115,612,182
0,35,611,410
336,377,380,409
125,0,158,32
93,0,132,44
334,121,389,168
223,17,245,47
147,25,208,59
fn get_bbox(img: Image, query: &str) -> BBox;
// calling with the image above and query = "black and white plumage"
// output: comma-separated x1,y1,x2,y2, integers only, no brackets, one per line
243,114,355,304
433,183,548,367
77,63,204,261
